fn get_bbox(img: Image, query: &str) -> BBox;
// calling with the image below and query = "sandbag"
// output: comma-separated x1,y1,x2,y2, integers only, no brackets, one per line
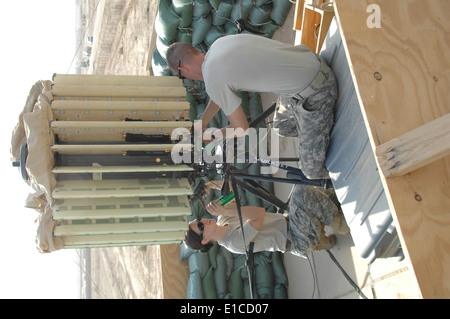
272,252,289,299
271,252,288,286
156,35,171,60
189,251,210,278
193,0,212,18
219,245,234,279
270,0,293,26
186,271,204,299
204,26,225,47
186,91,197,121
248,3,272,25
155,0,181,43
172,0,194,28
228,268,244,299
212,0,233,26
255,261,274,299
209,0,221,11
180,241,196,262
151,48,171,76
261,22,280,38
208,241,218,269
177,28,193,44
214,248,229,298
202,267,218,299
192,15,212,45
230,0,254,21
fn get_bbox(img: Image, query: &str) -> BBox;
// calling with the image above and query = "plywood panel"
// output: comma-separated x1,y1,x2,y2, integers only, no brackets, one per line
334,0,450,298
160,244,189,299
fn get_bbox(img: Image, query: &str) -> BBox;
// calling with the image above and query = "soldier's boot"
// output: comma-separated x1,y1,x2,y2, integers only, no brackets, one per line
328,211,351,236
314,224,336,251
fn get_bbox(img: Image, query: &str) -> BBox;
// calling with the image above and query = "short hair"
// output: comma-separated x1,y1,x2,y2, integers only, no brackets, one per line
166,42,201,74
184,227,214,253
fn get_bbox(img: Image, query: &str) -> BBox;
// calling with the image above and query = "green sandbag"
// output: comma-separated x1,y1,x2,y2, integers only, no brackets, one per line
192,15,212,46
270,0,293,26
228,268,244,299
196,103,206,120
202,267,218,299
240,265,260,299
180,241,196,262
237,91,250,119
214,248,228,298
205,26,225,47
230,0,254,21
224,20,238,35
255,261,274,299
188,251,210,278
151,48,171,76
271,252,289,299
255,0,270,6
273,283,288,299
232,253,246,271
248,92,265,128
193,0,212,19
219,246,234,279
207,242,218,269
156,35,171,60
155,0,181,43
248,3,272,25
209,0,221,11
212,0,233,26
271,252,288,286
261,22,280,38
186,91,197,121
172,0,194,28
186,271,204,299
177,28,193,44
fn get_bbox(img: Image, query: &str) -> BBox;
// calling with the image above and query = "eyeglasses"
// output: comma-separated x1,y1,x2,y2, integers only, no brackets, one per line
197,220,204,241
178,60,185,80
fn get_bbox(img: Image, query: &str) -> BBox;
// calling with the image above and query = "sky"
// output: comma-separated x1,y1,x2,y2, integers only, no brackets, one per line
0,1,81,299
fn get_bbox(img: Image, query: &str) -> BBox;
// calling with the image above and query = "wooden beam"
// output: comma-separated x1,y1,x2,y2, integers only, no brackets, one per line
376,113,450,177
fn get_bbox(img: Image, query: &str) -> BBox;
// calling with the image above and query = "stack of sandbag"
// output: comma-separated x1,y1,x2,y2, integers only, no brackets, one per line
182,242,288,299
152,0,293,76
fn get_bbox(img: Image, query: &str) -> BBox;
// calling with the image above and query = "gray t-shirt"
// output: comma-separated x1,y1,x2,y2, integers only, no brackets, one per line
201,34,320,115
217,213,287,254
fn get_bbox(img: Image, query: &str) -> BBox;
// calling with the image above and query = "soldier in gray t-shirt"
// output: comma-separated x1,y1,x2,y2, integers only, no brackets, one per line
167,34,337,178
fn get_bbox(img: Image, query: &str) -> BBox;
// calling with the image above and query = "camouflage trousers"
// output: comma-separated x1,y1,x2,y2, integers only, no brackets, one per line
273,55,338,179
286,184,339,257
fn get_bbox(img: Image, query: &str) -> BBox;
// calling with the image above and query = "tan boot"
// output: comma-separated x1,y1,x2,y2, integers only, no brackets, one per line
314,224,336,251
328,212,351,236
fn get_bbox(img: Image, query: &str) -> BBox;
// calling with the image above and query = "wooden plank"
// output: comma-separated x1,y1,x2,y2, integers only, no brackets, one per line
376,113,450,177
160,244,189,299
334,0,450,298
293,0,305,31
50,100,190,111
52,178,193,199
54,219,188,237
62,231,185,247
52,74,182,87
51,85,187,98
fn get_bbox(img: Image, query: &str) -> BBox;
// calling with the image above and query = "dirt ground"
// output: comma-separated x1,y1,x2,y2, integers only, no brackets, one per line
87,1,297,299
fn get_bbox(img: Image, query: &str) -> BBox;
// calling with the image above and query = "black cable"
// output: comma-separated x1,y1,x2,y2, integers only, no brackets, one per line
326,250,369,299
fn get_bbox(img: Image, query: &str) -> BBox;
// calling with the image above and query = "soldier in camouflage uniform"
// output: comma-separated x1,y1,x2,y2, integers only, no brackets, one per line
273,55,338,179
286,184,347,257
